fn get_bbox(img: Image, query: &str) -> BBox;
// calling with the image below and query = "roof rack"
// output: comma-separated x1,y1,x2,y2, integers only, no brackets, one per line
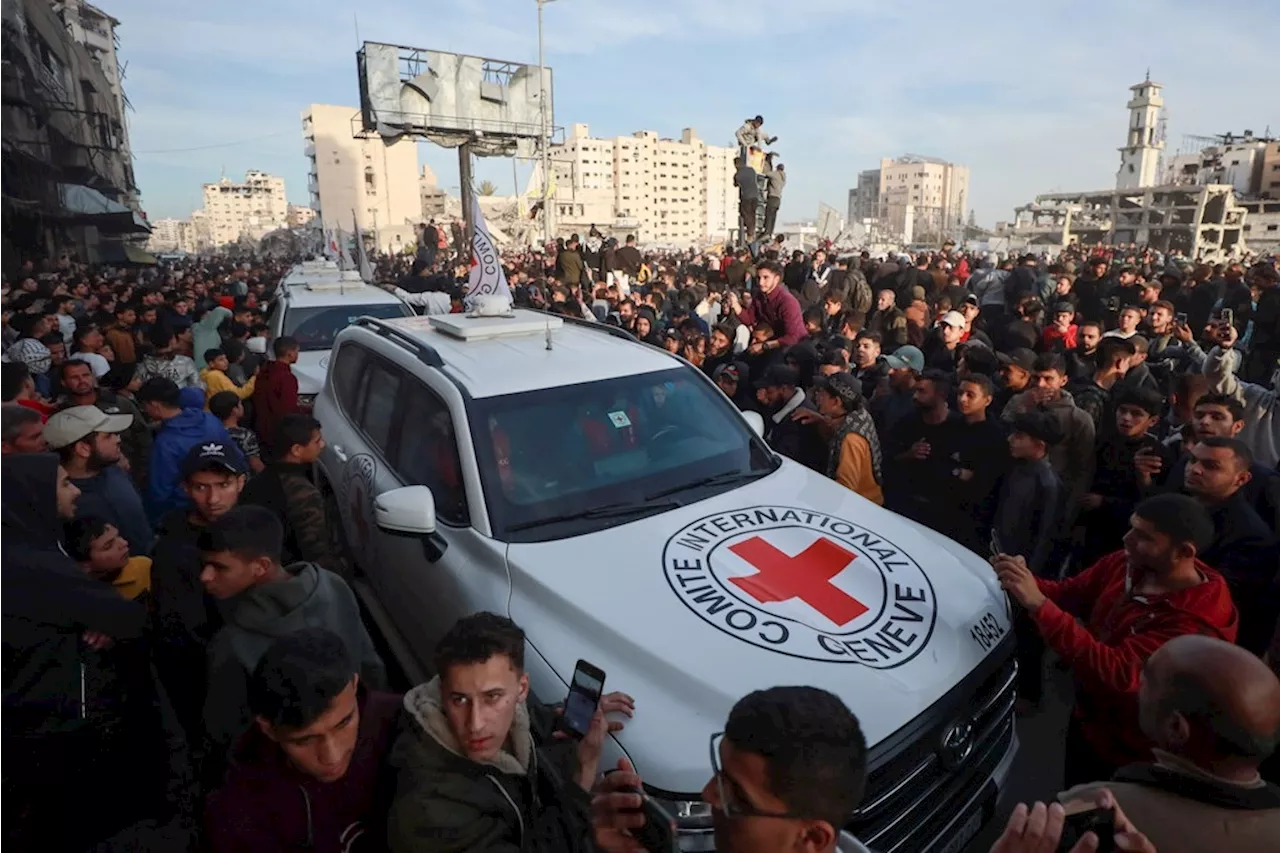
525,308,639,344
353,316,444,367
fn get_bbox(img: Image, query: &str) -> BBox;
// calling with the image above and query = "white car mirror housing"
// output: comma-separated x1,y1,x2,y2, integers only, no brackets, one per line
741,410,766,438
374,485,448,562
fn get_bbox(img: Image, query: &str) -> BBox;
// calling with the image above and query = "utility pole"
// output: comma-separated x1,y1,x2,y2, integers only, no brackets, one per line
537,0,558,245
459,141,474,263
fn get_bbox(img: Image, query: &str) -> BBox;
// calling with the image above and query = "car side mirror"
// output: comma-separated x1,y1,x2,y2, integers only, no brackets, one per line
742,410,765,438
374,485,448,562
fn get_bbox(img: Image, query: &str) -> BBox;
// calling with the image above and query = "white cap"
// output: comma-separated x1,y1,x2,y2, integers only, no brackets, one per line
43,405,133,450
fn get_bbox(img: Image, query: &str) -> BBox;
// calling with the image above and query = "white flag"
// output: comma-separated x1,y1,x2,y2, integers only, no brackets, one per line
353,212,374,283
467,193,511,303
338,227,354,271
324,227,338,260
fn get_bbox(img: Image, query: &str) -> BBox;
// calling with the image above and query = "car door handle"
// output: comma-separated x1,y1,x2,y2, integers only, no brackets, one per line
331,444,349,463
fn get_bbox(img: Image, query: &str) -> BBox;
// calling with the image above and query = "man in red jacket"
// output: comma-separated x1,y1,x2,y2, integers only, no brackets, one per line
726,260,807,349
206,627,401,853
252,335,300,458
992,493,1238,788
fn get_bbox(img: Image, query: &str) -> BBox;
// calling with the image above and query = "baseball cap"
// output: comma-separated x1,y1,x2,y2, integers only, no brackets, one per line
180,440,248,479
712,363,741,384
1052,301,1076,315
963,292,979,307
939,310,966,328
754,364,800,389
43,405,133,450
882,345,924,373
997,347,1037,373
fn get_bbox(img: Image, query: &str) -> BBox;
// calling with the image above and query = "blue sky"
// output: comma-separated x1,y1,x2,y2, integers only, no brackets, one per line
115,0,1278,227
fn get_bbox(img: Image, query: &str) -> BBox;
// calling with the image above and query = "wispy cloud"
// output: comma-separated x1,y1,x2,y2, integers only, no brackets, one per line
109,0,1278,225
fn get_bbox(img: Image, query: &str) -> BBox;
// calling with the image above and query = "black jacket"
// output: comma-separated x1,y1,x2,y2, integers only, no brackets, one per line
993,457,1064,574
1079,432,1172,566
1197,491,1279,656
2,454,186,849
151,507,224,739
3,454,148,736
765,392,827,473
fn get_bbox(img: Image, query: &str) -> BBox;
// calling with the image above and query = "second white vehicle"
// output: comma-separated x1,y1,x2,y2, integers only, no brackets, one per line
266,267,413,409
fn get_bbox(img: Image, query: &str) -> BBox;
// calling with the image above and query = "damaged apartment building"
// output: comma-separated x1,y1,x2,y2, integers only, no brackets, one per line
2,0,149,270
1012,78,1280,260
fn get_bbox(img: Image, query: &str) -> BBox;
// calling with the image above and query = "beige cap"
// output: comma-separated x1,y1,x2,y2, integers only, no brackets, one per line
43,405,133,450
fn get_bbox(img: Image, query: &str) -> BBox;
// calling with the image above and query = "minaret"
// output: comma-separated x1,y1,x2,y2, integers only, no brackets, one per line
1117,73,1165,190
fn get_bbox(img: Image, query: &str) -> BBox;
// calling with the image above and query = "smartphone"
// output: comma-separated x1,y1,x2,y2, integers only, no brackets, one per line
1057,805,1115,853
1175,312,1188,327
1220,308,1234,326
617,785,680,853
557,660,606,740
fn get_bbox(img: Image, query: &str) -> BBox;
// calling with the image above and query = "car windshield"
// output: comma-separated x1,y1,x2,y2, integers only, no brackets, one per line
469,367,778,542
285,303,412,352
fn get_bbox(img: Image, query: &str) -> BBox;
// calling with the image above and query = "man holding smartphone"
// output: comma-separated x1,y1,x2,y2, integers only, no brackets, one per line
387,612,633,853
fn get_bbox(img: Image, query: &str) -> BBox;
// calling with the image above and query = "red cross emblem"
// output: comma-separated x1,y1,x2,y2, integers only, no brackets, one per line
727,536,869,626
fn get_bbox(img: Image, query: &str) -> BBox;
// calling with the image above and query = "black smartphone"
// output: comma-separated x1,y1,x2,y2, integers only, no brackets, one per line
1175,312,1188,327
618,786,680,853
1220,308,1234,326
1057,806,1115,853
557,660,605,740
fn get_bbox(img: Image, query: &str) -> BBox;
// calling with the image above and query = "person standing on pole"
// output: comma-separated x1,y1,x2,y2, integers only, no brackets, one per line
764,157,786,238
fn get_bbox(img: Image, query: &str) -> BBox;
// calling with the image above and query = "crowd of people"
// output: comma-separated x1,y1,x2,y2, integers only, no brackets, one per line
3,238,1278,852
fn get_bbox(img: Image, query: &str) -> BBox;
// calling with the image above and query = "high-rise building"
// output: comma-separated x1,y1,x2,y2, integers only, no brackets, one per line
146,218,185,253
286,204,317,227
546,124,736,244
859,156,969,243
1117,77,1165,190
846,169,883,225
302,104,420,251
201,170,288,247
419,165,448,221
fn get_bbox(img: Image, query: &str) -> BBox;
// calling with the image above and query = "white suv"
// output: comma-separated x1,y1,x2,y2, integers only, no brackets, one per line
313,309,1017,853
266,267,413,408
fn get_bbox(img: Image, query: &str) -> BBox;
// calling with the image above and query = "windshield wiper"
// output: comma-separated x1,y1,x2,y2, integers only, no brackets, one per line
642,468,775,502
506,500,682,533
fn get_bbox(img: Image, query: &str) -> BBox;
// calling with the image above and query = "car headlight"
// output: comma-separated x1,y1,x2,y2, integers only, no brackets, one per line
650,796,715,851
297,393,317,409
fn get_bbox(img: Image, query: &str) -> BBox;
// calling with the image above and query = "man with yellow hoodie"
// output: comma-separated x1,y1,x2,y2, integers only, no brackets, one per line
200,348,255,409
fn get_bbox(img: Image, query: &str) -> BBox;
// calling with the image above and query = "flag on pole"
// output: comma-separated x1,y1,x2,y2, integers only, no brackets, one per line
324,227,339,260
352,211,374,283
467,192,511,303
337,227,354,271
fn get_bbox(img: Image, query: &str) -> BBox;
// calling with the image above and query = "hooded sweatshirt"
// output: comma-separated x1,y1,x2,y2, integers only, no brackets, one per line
203,562,385,750
1033,551,1238,769
252,359,300,454
2,453,148,736
205,689,402,853
387,678,595,853
145,406,232,524
193,306,232,370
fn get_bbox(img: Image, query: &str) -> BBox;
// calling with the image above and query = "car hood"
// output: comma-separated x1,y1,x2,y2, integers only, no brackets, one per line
292,351,330,395
506,459,1012,794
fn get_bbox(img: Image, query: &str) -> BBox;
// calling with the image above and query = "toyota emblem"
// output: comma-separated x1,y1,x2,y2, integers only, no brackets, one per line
940,720,974,769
